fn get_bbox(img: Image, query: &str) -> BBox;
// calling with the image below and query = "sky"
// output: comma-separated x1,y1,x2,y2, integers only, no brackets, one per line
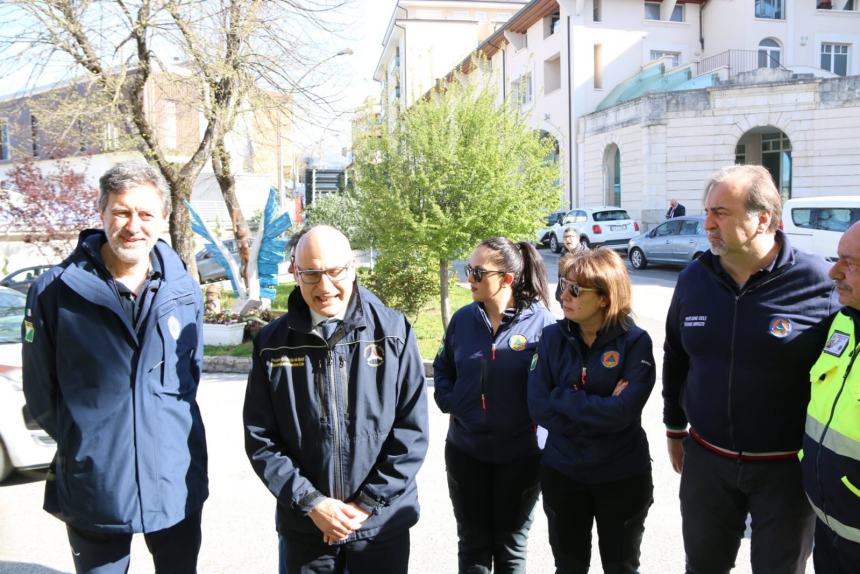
0,0,399,169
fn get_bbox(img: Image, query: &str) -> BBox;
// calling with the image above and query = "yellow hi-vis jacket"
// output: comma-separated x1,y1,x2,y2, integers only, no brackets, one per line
801,309,860,543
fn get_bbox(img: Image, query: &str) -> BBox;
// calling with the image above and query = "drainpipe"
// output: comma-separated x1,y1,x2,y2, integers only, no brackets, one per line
699,2,705,51
567,15,575,209
395,5,408,106
502,45,506,101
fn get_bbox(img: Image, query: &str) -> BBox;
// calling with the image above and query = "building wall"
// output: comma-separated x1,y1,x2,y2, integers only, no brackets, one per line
578,74,860,227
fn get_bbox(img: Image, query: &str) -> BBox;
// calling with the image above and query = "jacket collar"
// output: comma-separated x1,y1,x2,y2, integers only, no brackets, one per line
285,279,366,335
698,229,794,281
562,316,628,348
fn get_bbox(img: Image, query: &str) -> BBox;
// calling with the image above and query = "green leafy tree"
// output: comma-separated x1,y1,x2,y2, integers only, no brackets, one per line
354,80,560,328
302,192,369,249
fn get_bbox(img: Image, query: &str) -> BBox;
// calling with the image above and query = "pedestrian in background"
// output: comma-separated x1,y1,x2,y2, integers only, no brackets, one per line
529,248,655,573
244,225,428,574
666,198,686,219
802,220,860,574
433,237,555,573
555,227,589,302
22,161,209,573
663,164,836,574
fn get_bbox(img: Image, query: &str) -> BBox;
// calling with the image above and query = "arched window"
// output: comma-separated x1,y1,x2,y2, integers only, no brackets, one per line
758,38,782,68
603,144,621,207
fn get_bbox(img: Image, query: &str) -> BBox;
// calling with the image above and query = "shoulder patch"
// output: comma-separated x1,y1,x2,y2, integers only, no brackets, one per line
24,320,34,343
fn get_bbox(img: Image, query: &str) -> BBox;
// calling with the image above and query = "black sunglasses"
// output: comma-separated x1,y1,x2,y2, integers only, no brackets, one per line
559,277,599,298
464,264,509,283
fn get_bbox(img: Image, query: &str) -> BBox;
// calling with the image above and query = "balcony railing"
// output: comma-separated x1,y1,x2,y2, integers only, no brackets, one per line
696,49,788,79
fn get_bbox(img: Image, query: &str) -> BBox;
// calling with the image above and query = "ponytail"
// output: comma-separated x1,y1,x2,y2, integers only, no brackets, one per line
478,237,550,309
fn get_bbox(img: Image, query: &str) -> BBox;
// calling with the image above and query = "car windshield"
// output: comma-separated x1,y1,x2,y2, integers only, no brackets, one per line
0,289,26,344
593,210,631,222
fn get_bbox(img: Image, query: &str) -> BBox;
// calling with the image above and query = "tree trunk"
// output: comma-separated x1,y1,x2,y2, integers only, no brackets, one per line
439,259,451,330
169,176,197,280
212,139,251,288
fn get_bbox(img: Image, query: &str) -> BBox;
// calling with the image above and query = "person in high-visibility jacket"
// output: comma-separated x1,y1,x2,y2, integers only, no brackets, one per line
802,220,860,574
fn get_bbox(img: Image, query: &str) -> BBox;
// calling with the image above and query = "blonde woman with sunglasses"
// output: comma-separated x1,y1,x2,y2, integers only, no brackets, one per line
528,247,655,574
433,237,555,573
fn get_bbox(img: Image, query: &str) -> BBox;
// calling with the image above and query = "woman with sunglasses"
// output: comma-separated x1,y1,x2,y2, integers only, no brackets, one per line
529,248,655,574
433,237,555,574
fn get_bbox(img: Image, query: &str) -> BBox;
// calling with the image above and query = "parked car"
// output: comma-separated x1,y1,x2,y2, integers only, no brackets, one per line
535,209,568,247
0,286,55,482
627,216,709,270
547,207,640,253
0,264,54,294
782,196,860,261
196,240,240,284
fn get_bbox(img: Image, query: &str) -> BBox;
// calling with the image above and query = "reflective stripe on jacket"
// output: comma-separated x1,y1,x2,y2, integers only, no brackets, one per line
801,309,860,544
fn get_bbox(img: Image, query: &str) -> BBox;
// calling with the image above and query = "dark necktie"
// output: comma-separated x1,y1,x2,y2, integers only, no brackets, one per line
319,320,339,343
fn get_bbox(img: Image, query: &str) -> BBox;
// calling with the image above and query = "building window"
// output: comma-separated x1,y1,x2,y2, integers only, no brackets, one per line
735,144,746,165
163,101,177,150
0,120,9,160
755,0,785,19
670,5,684,21
545,13,561,37
644,2,661,20
821,43,849,76
511,72,533,107
593,0,601,22
650,50,681,67
603,144,621,207
594,44,603,89
758,38,782,68
544,56,561,93
30,114,39,158
103,121,119,151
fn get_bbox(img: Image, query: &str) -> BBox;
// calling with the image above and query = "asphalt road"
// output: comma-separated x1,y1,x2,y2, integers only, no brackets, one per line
0,260,811,573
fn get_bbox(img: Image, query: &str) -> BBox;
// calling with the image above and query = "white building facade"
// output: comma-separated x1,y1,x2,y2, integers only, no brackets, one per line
391,0,860,226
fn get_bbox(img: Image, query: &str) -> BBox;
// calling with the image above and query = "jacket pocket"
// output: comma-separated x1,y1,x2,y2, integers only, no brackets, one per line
156,298,198,394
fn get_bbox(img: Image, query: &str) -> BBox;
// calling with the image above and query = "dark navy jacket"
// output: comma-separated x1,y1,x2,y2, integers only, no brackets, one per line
22,230,208,533
243,284,428,540
433,301,555,463
663,232,836,453
528,319,655,483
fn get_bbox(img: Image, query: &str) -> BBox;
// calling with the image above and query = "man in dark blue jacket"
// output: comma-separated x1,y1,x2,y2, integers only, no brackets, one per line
243,225,429,574
663,165,836,574
22,162,208,573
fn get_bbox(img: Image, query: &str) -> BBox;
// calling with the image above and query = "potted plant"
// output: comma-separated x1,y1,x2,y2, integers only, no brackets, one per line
203,311,247,346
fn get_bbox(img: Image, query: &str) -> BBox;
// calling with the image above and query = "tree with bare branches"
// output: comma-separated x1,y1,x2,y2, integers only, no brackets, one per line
0,0,350,278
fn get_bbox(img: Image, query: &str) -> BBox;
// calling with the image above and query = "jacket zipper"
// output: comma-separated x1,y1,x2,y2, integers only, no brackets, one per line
327,347,344,500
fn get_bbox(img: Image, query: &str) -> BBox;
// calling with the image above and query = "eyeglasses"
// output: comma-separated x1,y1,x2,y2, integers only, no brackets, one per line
464,264,509,283
559,277,599,298
295,264,352,285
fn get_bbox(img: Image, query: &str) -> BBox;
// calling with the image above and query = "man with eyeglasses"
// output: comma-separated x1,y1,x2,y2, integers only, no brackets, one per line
243,225,429,574
663,165,836,574
801,221,860,574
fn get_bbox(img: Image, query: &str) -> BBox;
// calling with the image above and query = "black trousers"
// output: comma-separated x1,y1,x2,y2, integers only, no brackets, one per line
813,518,860,574
540,465,652,574
66,510,202,574
679,437,814,574
444,442,541,574
278,528,410,574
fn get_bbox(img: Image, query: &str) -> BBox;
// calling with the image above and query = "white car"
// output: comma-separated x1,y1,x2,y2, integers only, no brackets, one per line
535,209,567,247
0,286,55,482
546,206,640,253
782,196,860,261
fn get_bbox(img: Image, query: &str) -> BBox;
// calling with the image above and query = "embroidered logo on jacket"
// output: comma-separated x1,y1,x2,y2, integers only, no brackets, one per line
23,320,34,343
365,344,384,367
769,317,793,339
530,353,538,371
167,316,181,340
601,351,620,368
509,335,527,351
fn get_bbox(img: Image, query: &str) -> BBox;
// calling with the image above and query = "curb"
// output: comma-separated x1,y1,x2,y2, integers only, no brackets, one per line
204,356,435,379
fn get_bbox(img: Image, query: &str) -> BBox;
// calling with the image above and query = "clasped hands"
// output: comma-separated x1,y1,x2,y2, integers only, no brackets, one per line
308,498,371,545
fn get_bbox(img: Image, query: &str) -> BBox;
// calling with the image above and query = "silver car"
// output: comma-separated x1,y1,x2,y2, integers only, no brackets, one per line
627,216,710,270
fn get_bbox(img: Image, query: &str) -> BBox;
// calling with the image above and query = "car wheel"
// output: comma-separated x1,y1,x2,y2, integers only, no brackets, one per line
630,247,648,270
580,236,592,249
0,440,12,483
549,234,560,254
